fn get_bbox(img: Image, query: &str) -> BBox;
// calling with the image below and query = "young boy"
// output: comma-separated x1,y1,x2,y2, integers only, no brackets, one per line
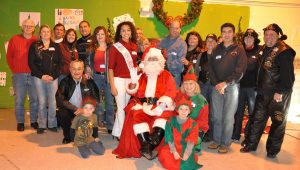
70,97,105,158
158,94,202,170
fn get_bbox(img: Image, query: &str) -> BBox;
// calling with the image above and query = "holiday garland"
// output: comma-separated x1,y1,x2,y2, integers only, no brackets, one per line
152,0,203,27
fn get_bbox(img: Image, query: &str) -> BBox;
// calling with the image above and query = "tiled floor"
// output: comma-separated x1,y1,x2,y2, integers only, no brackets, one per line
0,70,299,170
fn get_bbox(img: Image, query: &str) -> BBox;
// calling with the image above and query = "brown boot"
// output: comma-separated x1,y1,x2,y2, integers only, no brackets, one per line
208,142,219,149
218,145,229,153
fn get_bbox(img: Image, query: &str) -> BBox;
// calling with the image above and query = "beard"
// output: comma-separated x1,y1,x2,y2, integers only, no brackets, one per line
143,60,164,77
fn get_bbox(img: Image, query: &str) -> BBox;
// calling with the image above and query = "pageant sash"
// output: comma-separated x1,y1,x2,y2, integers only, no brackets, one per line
113,42,135,73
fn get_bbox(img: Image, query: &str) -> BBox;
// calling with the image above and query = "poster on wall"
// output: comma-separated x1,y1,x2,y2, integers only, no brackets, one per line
19,12,40,27
55,9,83,30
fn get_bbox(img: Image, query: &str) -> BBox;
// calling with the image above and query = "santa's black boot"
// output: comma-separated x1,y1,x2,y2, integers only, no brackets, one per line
150,127,165,146
136,132,155,160
148,127,165,159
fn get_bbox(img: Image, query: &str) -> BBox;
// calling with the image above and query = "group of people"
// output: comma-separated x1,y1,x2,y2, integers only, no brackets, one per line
7,16,295,167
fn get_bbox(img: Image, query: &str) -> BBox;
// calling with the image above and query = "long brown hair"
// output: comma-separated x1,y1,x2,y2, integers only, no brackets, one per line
91,26,111,50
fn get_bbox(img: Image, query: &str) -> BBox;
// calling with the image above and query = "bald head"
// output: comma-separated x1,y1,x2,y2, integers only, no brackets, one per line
169,20,181,39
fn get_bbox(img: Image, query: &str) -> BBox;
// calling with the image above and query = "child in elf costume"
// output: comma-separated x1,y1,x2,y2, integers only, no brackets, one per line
70,97,105,158
158,94,202,170
180,66,209,152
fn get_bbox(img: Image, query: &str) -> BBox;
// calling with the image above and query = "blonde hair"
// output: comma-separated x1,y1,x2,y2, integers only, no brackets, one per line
180,80,201,95
39,24,52,40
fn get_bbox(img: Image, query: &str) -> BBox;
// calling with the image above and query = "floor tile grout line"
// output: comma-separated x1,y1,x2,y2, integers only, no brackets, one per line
0,154,20,170
285,133,300,141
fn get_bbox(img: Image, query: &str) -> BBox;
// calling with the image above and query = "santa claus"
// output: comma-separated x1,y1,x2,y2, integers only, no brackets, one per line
113,47,177,160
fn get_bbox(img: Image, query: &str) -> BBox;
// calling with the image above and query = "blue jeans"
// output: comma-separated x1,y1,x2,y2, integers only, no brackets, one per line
200,81,213,138
200,81,213,103
33,77,58,128
172,73,182,88
77,141,105,158
12,73,38,123
93,74,115,130
211,83,239,146
232,87,257,140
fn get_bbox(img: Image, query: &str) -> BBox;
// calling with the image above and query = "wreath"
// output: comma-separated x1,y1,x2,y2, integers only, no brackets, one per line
152,0,203,27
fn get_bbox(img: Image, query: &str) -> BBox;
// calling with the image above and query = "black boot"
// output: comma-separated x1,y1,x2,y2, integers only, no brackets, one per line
137,132,155,160
149,127,165,146
148,127,165,159
240,145,256,153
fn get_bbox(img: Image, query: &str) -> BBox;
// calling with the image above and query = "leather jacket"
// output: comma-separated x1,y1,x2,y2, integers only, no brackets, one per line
28,40,62,79
56,74,100,111
257,40,296,94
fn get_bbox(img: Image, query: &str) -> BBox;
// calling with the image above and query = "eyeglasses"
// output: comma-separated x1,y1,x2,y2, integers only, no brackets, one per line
23,25,35,28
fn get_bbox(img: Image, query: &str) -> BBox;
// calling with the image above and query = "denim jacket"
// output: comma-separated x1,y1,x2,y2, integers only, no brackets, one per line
159,35,187,74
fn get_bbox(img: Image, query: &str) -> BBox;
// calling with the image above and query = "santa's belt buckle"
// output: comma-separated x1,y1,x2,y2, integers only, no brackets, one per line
140,97,158,105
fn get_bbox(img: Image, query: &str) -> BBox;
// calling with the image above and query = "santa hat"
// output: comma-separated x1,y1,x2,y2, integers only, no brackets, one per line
174,91,192,110
183,65,197,82
139,46,166,69
82,97,96,107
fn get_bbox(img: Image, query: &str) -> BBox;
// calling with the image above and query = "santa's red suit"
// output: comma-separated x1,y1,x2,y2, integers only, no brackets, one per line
113,47,177,159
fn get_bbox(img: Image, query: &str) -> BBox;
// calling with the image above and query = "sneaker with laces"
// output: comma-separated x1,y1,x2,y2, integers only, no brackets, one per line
208,142,219,149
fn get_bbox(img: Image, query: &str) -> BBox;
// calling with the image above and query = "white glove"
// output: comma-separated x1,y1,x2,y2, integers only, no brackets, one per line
151,103,167,116
129,67,141,84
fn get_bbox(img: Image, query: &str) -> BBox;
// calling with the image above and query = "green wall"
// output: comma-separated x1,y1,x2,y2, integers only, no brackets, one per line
0,0,249,108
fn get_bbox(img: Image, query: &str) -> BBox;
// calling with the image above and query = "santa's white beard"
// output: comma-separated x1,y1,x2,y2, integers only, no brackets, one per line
143,61,164,77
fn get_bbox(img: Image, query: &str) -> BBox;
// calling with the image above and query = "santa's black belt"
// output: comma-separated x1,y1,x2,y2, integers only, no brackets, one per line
139,97,158,105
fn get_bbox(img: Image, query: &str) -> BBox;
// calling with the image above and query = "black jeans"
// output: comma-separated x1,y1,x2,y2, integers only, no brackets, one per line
57,107,75,139
232,87,257,140
246,91,292,154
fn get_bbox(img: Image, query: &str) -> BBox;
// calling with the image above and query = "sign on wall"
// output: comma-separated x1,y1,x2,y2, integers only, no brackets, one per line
55,9,83,30
19,12,40,27
0,72,7,87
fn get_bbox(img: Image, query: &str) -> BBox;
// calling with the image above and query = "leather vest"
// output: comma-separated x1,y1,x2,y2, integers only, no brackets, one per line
257,41,294,91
